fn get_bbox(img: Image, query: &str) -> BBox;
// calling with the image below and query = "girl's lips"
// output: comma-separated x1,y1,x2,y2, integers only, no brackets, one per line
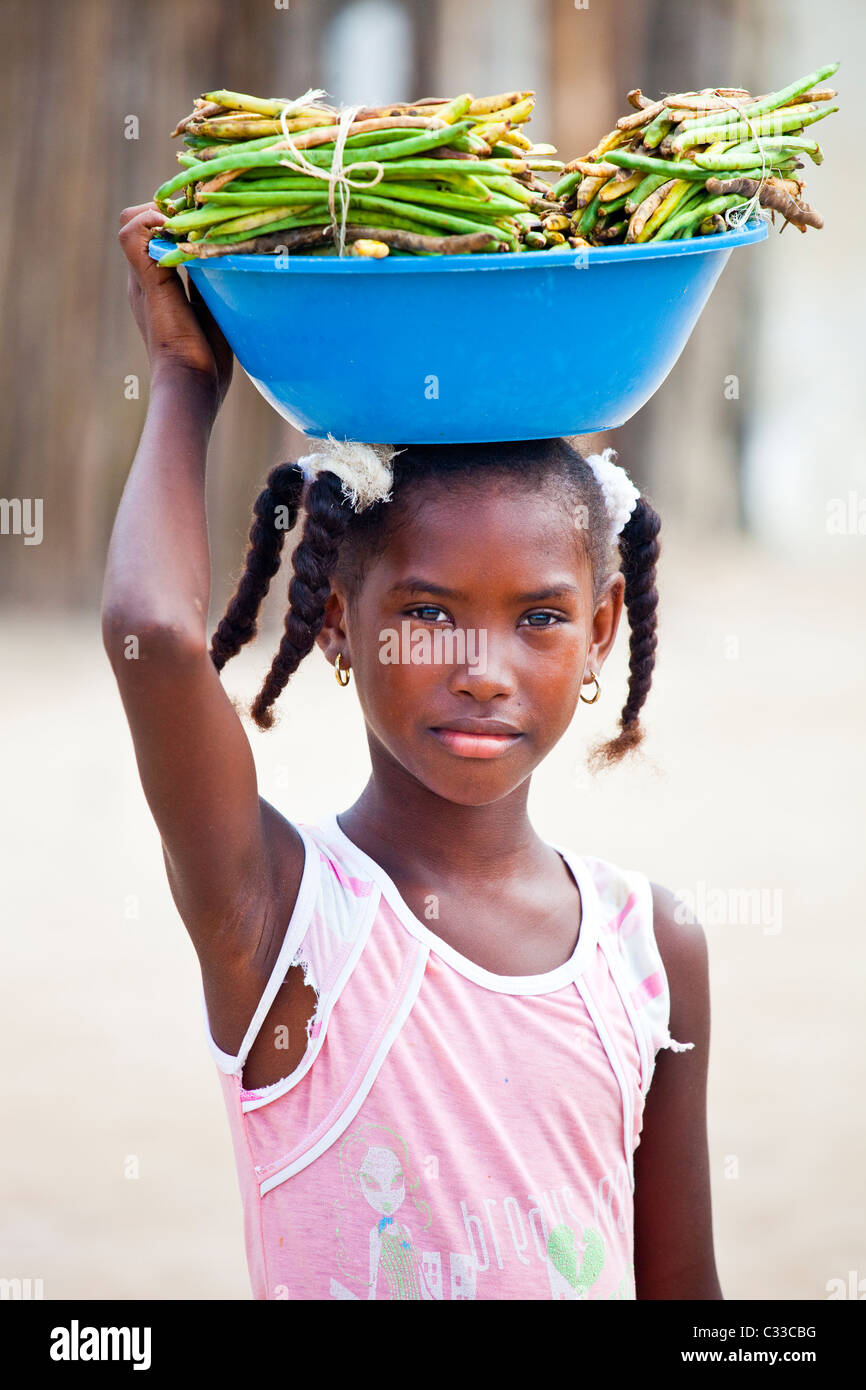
429,727,524,759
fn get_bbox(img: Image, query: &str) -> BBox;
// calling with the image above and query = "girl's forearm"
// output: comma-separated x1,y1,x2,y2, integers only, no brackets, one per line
102,366,219,644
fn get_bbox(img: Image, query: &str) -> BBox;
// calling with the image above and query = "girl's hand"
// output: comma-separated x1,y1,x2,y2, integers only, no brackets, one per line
118,202,234,412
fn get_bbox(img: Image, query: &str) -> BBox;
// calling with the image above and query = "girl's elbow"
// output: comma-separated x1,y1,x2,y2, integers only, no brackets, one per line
101,607,208,672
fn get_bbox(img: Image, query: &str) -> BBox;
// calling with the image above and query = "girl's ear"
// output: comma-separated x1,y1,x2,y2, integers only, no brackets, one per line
586,571,626,677
315,587,349,664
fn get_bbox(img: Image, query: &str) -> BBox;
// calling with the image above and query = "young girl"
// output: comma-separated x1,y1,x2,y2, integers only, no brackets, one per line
105,202,721,1302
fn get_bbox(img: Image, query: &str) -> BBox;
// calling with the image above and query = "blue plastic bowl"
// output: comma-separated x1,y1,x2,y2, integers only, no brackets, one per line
149,221,767,442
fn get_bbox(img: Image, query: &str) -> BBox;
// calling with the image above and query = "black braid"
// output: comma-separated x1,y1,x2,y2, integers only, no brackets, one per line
216,441,660,768
209,461,304,671
250,470,354,730
588,495,661,769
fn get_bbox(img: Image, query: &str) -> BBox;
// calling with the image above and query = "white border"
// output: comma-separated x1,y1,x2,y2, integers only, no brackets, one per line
259,939,431,1195
240,869,381,1113
575,972,636,1193
199,823,320,1074
323,811,601,995
597,931,653,1101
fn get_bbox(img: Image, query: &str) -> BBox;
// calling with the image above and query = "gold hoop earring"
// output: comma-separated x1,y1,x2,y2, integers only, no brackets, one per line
580,672,601,704
334,652,351,687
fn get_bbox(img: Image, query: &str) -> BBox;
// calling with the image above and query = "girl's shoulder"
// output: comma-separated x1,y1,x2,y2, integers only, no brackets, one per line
575,849,654,914
294,818,698,983
284,811,383,954
294,812,378,895
546,840,658,951
562,848,701,1066
569,846,705,970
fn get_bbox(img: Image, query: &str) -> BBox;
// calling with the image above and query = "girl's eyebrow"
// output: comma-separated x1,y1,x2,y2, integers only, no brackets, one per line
387,578,582,602
387,578,468,599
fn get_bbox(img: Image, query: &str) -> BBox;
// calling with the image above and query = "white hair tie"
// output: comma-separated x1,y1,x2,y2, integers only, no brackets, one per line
584,447,641,536
297,435,401,511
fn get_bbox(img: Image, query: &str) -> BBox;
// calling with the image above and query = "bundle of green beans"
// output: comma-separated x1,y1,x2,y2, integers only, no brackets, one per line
553,62,839,247
151,87,569,262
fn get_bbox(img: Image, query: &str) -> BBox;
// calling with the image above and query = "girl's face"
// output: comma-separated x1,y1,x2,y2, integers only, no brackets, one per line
318,477,625,806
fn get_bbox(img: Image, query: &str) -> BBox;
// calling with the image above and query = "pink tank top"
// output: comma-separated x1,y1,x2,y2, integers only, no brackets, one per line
201,813,692,1301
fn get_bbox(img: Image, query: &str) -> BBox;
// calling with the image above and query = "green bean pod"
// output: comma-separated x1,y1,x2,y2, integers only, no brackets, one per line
481,175,537,205
637,178,704,240
206,207,439,244
653,192,746,241
671,103,838,153
162,202,276,232
154,245,197,266
375,158,526,177
624,171,670,213
604,149,708,179
641,109,674,149
726,135,823,164
338,193,514,238
154,122,480,203
552,168,583,200
597,190,632,216
673,61,839,136
577,190,602,234
691,144,767,170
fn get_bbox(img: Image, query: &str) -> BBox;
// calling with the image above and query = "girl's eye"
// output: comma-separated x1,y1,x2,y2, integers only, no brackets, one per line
520,611,565,628
405,606,567,627
406,605,451,623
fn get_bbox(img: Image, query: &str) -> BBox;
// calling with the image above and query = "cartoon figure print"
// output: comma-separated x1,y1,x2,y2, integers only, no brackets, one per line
329,1122,475,1300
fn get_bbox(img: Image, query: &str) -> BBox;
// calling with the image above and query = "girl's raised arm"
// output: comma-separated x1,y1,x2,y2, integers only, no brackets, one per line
102,206,305,1054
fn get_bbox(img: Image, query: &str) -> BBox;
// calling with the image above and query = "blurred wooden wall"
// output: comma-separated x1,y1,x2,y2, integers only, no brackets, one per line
613,0,761,526
0,0,753,613
0,0,325,611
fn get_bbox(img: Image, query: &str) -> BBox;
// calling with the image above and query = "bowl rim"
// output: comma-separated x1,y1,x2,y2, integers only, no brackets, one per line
148,217,768,274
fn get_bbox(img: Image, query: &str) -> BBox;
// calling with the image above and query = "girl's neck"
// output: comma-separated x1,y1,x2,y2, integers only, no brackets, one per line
337,762,549,887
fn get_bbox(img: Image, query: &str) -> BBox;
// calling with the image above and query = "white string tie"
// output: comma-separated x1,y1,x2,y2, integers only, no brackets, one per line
705,91,774,231
275,89,386,255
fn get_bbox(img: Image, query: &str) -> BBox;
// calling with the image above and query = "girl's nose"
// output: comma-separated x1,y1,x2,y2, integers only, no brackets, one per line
445,631,516,700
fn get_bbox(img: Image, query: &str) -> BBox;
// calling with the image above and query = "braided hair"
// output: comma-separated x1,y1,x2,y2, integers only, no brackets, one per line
209,440,661,766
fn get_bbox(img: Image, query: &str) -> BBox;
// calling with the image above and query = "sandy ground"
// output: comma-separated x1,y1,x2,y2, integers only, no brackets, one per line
1,527,864,1301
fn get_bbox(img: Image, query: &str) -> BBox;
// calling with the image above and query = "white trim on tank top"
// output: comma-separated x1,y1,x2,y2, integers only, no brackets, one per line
200,822,322,1073
596,929,653,1100
258,939,432,1196
254,816,638,1197
323,810,601,995
574,971,637,1193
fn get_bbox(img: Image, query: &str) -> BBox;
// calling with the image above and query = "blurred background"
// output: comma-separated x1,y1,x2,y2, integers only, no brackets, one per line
1,0,864,1300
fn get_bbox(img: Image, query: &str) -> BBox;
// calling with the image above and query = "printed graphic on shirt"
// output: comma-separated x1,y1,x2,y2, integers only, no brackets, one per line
461,1171,633,1299
546,1223,605,1298
329,1121,476,1301
325,1119,635,1300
